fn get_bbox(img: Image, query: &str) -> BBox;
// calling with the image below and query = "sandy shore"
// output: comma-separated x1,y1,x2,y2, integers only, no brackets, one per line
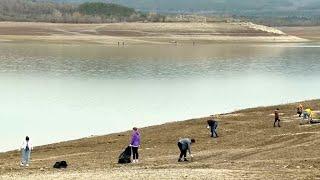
1,168,317,180
0,22,307,44
1,99,320,179
279,26,320,41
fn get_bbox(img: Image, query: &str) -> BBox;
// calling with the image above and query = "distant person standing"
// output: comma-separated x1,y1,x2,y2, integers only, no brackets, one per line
177,138,195,162
19,136,33,167
274,108,281,127
130,127,141,163
207,117,218,138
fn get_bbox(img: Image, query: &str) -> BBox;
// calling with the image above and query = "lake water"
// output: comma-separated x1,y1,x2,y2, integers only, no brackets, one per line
1,42,319,152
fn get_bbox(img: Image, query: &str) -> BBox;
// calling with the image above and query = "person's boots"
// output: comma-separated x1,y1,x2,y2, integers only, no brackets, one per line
184,158,188,162
178,158,182,162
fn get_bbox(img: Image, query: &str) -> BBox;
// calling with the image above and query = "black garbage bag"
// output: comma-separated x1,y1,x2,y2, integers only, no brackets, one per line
53,161,68,168
118,146,132,164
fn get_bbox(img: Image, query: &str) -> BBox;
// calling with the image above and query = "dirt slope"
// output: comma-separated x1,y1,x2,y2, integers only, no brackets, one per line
1,100,320,179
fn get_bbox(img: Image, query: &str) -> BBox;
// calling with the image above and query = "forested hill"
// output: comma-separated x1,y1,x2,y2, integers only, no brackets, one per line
1,0,319,25
47,0,320,26
48,0,320,13
0,0,149,23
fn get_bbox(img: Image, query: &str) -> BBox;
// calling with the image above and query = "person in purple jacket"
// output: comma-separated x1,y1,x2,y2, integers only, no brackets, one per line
130,127,141,163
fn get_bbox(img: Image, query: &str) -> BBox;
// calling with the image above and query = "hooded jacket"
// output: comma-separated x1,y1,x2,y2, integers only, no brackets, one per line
130,131,141,147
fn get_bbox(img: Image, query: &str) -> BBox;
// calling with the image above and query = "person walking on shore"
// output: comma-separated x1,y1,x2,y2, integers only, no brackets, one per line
177,138,195,162
130,127,141,163
274,108,281,127
207,118,218,138
19,136,33,167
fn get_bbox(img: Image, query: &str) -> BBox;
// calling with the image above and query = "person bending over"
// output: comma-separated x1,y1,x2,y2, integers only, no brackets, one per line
177,138,195,162
207,119,218,138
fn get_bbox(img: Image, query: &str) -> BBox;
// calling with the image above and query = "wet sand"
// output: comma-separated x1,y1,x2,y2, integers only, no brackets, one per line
1,99,320,179
279,26,320,41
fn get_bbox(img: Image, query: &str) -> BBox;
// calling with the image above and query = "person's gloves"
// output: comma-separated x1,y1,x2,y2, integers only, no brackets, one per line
207,126,210,129
129,144,132,147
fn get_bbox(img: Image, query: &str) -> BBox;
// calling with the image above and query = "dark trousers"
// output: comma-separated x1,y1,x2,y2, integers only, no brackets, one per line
177,142,187,159
274,118,280,127
297,111,302,117
210,124,218,137
132,147,139,160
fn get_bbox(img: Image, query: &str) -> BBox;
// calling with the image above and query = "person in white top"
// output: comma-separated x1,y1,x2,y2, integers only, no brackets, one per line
19,136,33,167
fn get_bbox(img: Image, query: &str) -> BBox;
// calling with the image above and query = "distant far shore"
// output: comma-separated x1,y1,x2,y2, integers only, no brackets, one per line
0,22,309,45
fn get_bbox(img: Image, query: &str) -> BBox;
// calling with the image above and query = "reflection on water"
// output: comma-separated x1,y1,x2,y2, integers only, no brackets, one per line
0,43,319,152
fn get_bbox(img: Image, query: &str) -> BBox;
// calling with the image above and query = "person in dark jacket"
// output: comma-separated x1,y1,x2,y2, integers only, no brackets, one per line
207,119,218,138
274,108,281,127
297,104,303,117
177,138,195,162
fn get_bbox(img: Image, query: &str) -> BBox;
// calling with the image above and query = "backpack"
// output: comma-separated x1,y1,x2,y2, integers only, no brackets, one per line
53,161,68,168
118,146,132,164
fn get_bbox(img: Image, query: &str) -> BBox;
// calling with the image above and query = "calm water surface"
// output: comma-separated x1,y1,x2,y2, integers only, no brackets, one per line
1,43,319,152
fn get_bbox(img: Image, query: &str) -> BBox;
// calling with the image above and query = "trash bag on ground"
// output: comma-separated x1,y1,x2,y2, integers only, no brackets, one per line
118,146,132,164
53,161,68,168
